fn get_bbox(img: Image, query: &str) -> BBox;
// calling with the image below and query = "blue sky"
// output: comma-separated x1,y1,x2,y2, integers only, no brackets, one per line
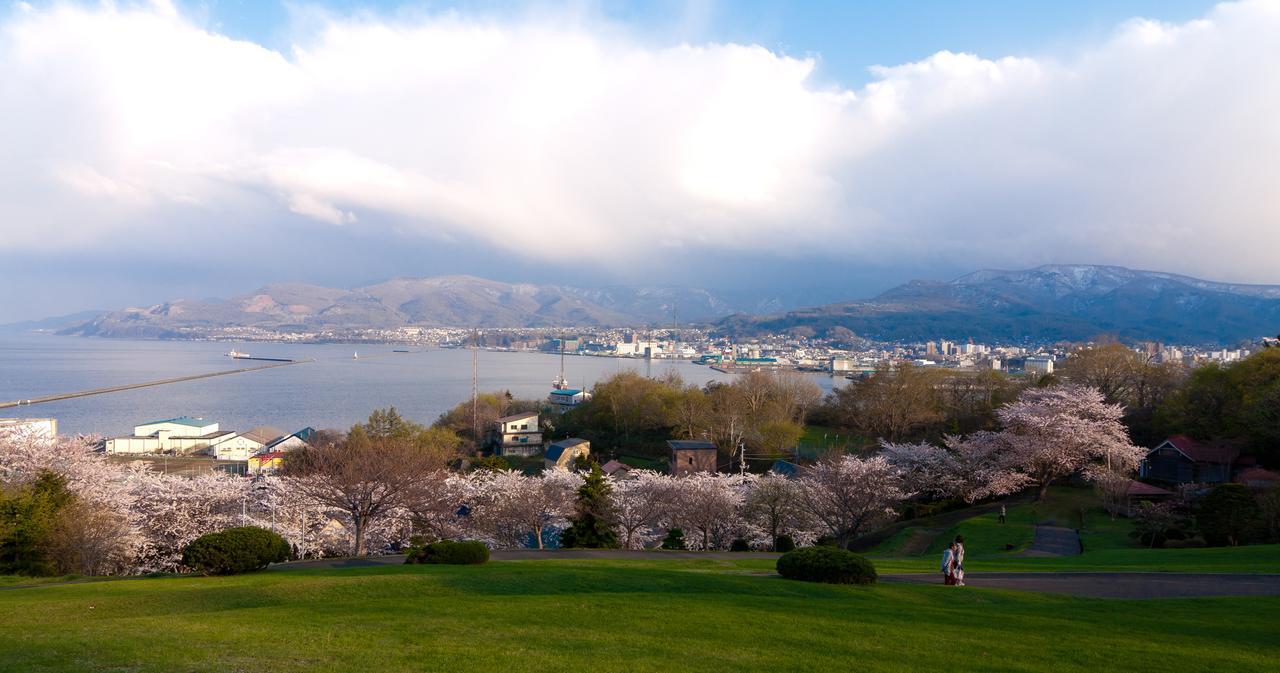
190,0,1218,85
1,0,1276,321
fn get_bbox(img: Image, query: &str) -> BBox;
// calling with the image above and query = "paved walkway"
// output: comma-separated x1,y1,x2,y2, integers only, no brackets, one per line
882,572,1280,598
1018,523,1082,557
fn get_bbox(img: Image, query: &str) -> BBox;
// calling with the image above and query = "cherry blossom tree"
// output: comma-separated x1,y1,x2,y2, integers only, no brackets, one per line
985,384,1144,501
797,455,909,548
609,470,674,549
879,440,957,501
668,473,747,550
127,469,246,572
943,433,1027,503
468,469,580,548
743,472,813,548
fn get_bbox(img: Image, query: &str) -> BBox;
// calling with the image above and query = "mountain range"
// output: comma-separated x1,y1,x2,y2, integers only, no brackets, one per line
33,265,1280,344
717,265,1280,344
59,276,776,338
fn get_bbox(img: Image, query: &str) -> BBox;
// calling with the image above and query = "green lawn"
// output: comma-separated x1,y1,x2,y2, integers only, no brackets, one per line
1,558,1277,673
866,486,1280,574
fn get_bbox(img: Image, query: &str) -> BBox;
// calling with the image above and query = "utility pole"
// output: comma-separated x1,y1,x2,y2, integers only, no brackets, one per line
471,329,479,455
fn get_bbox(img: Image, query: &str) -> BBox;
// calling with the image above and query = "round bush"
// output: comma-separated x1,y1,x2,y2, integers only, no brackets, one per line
182,526,290,575
776,546,877,585
405,540,489,565
773,535,797,553
729,538,751,552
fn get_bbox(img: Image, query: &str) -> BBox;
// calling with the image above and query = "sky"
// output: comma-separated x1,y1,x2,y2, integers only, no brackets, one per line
2,0,1277,322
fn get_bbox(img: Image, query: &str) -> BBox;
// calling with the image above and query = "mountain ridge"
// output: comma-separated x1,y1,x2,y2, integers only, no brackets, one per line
717,264,1280,345
49,265,1280,344
62,275,766,337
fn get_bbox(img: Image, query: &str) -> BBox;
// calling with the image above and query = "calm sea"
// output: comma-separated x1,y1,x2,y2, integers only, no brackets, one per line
0,334,842,436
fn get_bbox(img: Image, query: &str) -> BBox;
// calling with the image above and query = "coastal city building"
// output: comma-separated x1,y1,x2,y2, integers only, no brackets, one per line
491,412,543,457
544,438,591,470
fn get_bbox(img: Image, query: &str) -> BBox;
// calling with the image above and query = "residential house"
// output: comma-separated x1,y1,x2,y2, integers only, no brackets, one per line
601,459,632,479
545,438,591,470
248,451,288,475
548,388,589,413
668,440,717,477
1235,467,1280,490
264,427,317,452
212,426,284,461
1140,436,1242,485
770,459,801,478
492,412,543,457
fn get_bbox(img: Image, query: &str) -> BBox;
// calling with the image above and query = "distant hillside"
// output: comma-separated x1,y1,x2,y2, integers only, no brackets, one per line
717,265,1280,345
0,310,107,334
63,276,765,336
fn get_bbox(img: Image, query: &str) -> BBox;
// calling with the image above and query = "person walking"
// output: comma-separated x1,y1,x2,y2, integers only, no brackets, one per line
952,535,966,587
998,504,1007,524
941,542,956,585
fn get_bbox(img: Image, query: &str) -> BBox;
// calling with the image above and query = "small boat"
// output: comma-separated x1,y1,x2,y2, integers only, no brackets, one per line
353,352,359,360
226,350,249,359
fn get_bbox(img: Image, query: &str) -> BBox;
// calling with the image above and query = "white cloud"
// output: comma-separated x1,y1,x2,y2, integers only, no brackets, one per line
1,1,1278,283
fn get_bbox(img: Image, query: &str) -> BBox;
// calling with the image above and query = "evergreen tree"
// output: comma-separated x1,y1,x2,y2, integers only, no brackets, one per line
660,528,686,550
0,471,75,576
559,462,619,549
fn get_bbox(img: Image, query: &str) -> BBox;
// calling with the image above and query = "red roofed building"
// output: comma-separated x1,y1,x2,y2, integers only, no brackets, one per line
1140,436,1244,485
1235,467,1280,490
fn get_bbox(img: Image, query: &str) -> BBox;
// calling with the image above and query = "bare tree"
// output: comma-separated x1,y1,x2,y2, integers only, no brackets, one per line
281,428,454,556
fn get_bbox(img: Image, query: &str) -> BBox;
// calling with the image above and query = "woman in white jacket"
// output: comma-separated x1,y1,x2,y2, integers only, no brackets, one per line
941,543,956,585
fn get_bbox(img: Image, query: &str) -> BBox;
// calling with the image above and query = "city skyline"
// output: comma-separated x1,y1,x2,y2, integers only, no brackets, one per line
3,0,1278,321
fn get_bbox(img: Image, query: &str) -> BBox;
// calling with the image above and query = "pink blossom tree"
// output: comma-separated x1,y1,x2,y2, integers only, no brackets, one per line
987,384,1144,501
743,472,813,548
609,470,675,549
797,455,909,548
468,469,580,548
879,440,957,500
941,433,1030,503
127,469,246,572
667,473,748,550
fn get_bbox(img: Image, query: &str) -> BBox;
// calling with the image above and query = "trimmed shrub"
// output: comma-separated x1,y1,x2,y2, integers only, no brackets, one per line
405,540,489,565
776,546,877,585
660,528,686,550
182,526,290,575
729,538,751,552
773,535,797,553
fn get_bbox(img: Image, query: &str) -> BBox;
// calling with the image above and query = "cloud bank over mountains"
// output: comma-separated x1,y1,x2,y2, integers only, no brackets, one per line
1,1,1278,317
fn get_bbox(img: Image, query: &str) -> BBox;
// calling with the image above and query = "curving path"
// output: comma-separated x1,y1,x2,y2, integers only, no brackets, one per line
1018,524,1083,557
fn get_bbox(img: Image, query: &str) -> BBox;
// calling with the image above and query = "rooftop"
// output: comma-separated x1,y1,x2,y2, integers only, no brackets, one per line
667,440,717,451
496,412,538,423
240,426,285,446
140,416,211,428
1157,436,1243,464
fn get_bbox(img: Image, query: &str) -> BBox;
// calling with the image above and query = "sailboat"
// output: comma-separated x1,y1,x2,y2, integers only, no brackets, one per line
353,351,359,360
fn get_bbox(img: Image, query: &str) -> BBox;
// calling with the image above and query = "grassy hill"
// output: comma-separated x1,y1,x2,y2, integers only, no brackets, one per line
866,486,1280,573
2,557,1278,673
